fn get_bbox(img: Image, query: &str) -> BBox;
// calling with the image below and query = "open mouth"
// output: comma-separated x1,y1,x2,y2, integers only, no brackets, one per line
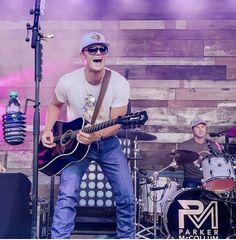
93,58,102,63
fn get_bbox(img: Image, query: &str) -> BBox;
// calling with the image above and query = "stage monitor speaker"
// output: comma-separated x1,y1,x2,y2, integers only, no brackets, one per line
0,173,31,238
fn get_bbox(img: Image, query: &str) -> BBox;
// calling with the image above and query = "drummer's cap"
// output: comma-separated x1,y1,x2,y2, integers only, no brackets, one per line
191,116,207,128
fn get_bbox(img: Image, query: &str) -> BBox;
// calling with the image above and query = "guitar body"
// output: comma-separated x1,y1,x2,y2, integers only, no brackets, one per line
38,117,90,176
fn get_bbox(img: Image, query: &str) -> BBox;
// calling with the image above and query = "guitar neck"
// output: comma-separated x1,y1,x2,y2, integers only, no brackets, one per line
53,117,120,143
82,118,119,133
52,111,147,143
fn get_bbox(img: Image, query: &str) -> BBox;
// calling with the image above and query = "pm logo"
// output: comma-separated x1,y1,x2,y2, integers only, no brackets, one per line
178,200,218,229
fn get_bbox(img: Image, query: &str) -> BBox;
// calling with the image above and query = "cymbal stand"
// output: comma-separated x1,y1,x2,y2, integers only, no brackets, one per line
152,172,165,239
123,129,129,159
130,136,147,237
132,136,140,226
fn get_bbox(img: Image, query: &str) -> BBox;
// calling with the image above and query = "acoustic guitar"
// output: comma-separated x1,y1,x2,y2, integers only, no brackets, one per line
38,111,148,176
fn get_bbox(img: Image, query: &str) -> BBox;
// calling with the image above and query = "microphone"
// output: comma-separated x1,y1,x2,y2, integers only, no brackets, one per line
206,139,218,157
209,130,225,137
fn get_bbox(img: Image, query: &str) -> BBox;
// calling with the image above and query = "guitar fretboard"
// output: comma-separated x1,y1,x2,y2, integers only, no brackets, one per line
53,118,119,143
82,119,118,133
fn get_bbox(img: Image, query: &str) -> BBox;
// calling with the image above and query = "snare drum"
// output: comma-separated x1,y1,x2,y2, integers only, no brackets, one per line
163,188,230,239
140,177,178,215
202,154,236,192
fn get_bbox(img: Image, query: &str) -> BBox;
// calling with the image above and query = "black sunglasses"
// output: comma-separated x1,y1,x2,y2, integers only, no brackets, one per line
84,46,108,55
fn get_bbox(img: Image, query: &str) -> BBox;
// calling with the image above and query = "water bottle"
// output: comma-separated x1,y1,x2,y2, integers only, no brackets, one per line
7,91,21,113
2,91,26,145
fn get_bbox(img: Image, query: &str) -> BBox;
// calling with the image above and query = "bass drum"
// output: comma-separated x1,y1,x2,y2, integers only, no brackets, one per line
163,188,230,239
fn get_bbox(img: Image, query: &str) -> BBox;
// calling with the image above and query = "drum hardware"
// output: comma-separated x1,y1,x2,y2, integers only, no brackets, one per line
209,125,236,138
136,148,200,238
118,128,155,235
136,172,169,239
206,138,219,157
231,154,236,166
124,129,129,159
127,134,149,236
137,165,179,239
132,136,141,226
151,172,167,239
209,130,226,137
117,129,157,141
199,191,231,203
221,190,236,238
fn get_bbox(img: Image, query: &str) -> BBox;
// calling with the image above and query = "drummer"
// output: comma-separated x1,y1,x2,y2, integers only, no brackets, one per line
178,116,222,188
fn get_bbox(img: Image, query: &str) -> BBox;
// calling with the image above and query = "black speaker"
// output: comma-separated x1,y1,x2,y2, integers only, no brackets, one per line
0,173,31,238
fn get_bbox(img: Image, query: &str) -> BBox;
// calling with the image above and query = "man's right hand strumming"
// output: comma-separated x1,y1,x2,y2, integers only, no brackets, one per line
41,130,56,148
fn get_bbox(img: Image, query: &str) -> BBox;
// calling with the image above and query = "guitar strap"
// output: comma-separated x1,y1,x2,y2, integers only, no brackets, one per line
91,69,111,125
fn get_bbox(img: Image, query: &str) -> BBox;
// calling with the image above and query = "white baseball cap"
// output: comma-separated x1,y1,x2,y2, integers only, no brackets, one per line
80,32,110,52
191,116,207,128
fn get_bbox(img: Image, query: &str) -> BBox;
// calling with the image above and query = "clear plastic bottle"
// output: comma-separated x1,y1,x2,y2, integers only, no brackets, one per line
2,91,26,145
7,91,21,113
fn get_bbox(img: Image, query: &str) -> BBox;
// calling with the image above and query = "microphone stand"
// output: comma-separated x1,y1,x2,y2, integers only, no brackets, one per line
26,0,43,238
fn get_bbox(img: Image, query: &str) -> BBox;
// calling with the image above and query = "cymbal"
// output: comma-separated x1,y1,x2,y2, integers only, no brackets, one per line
117,130,157,141
167,150,199,165
226,126,236,137
141,149,199,167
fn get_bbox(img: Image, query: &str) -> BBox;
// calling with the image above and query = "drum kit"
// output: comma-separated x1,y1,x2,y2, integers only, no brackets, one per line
117,127,236,239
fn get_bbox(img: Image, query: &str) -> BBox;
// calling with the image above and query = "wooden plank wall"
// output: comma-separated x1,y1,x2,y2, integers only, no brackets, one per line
0,0,236,199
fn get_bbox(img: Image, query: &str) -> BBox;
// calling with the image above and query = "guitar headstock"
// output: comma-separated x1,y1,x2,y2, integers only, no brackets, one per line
118,111,148,129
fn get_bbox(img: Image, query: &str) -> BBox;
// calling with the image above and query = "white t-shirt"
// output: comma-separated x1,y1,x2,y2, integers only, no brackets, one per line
55,67,130,123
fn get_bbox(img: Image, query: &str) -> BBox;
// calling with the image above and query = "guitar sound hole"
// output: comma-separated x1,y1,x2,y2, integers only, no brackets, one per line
61,130,73,146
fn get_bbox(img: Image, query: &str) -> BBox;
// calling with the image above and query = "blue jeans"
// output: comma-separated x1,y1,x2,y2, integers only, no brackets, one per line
51,136,135,239
183,178,202,188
